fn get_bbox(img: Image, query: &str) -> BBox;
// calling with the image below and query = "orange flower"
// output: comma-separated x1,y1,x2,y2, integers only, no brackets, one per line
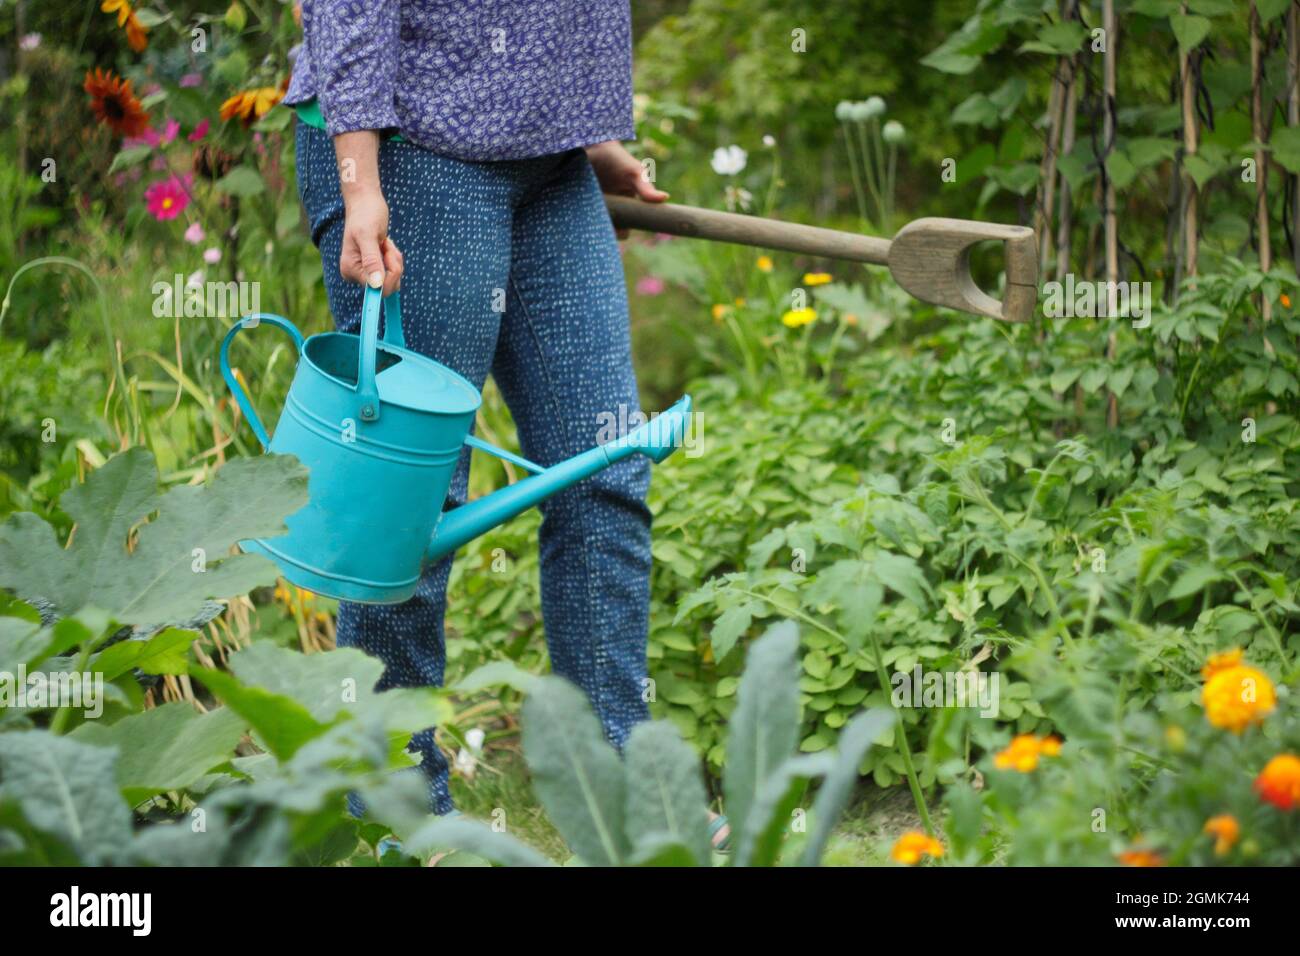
84,68,151,138
1117,848,1164,867
993,733,1062,772
1254,754,1300,811
125,12,148,52
1202,815,1240,856
1281,293,1292,309
102,0,148,51
220,87,284,124
1201,647,1243,680
1202,661,1276,733
890,831,944,865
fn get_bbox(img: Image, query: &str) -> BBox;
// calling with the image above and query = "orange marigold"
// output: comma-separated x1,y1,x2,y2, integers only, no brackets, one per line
1255,754,1300,811
84,68,150,138
1201,647,1243,680
890,831,944,865
1202,663,1276,733
993,733,1062,772
1117,848,1165,867
220,87,284,124
1202,815,1240,856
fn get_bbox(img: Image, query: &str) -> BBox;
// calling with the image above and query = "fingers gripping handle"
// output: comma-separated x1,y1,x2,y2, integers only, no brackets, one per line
219,314,306,450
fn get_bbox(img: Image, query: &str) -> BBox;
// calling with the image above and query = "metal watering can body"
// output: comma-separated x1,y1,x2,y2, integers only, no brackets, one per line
221,284,691,604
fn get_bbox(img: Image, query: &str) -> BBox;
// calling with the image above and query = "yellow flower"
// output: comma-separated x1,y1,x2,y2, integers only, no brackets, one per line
993,733,1062,772
1255,754,1300,810
802,272,832,286
890,831,944,865
1202,662,1276,733
843,313,858,327
755,255,773,273
1117,847,1164,867
711,303,729,322
1201,647,1243,680
1202,815,1240,856
101,0,131,27
781,307,817,328
733,297,746,307
221,86,284,124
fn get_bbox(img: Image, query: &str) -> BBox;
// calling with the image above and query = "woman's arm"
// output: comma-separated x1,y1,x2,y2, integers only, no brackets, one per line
334,130,402,293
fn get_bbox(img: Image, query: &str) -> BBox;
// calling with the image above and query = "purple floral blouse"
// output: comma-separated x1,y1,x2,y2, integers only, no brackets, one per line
285,0,635,161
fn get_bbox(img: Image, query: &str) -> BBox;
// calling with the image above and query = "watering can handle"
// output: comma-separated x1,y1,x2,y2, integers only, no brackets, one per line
219,314,306,450
356,285,406,423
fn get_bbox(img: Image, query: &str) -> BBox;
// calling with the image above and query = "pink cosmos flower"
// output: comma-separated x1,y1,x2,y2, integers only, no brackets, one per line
19,33,41,51
179,73,203,88
635,276,665,296
159,118,180,145
184,222,205,244
144,176,190,221
203,247,222,265
188,118,210,142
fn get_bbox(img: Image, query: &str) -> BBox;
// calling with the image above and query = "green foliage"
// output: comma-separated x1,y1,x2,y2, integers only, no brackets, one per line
0,447,309,625
415,623,897,867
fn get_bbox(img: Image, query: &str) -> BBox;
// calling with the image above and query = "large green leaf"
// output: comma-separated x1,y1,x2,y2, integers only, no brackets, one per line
0,448,309,625
724,621,801,861
70,702,247,803
0,731,133,864
192,666,329,760
735,752,833,867
90,627,196,680
521,677,630,866
799,708,895,866
226,642,452,737
406,817,555,867
622,720,711,866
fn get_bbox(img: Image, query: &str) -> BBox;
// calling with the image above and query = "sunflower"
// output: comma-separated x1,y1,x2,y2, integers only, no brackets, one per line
84,68,150,138
219,87,284,125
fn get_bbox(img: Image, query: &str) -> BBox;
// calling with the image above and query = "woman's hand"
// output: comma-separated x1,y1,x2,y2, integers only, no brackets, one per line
334,130,403,294
585,140,668,237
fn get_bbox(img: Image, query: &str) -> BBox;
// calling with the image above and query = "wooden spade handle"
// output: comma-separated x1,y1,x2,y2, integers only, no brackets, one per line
604,195,1038,323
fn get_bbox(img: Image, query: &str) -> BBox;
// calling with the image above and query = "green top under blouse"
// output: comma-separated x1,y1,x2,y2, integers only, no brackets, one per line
293,98,406,143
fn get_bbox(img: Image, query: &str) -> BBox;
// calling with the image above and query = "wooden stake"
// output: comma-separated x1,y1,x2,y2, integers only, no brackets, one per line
1180,1,1200,281
1104,0,1120,428
1252,2,1272,323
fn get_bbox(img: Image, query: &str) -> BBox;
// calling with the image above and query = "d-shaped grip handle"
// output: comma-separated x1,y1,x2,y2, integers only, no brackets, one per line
219,314,306,450
356,285,407,423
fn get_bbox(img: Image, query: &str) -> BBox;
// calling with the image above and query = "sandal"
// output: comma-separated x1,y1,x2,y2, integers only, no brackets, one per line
708,813,731,853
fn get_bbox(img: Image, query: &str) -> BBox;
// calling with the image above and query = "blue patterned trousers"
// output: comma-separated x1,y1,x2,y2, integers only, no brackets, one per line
295,123,652,814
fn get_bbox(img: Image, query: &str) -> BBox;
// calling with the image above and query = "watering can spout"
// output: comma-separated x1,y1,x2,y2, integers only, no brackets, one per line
426,395,693,563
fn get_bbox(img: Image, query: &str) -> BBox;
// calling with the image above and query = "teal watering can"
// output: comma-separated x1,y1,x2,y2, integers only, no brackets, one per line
220,284,692,604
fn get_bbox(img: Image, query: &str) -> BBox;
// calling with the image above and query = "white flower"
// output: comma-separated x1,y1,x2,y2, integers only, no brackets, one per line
711,144,748,176
762,134,776,148
453,749,476,776
834,100,853,121
882,120,906,144
863,96,886,120
19,33,41,51
465,728,486,751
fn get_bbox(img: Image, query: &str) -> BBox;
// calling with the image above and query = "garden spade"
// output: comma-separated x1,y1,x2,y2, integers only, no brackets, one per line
604,195,1039,324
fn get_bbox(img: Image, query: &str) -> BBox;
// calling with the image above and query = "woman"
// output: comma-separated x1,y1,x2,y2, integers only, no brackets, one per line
286,1,730,848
